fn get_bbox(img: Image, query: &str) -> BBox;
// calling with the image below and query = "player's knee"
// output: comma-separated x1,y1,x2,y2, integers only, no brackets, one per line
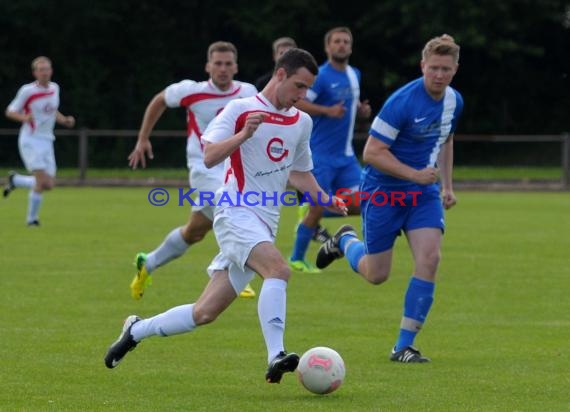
181,226,207,244
427,249,441,268
272,262,291,281
36,175,54,190
192,307,219,326
184,230,206,244
418,250,441,274
37,182,51,191
366,268,390,285
360,256,391,285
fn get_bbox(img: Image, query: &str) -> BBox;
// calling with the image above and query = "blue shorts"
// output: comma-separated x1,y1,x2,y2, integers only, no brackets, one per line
360,181,444,254
312,158,361,194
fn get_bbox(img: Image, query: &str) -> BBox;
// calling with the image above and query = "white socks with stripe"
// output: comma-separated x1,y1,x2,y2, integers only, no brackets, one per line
130,304,196,341
13,174,35,188
146,227,190,273
258,278,287,363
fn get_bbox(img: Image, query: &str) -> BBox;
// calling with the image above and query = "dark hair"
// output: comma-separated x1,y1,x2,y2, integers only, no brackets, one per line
273,48,318,76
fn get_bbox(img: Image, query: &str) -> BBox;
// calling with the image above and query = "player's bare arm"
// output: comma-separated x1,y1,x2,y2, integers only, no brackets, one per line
56,111,75,128
128,91,168,169
288,170,347,216
203,112,266,168
438,134,457,209
357,99,372,119
363,136,438,185
5,110,33,124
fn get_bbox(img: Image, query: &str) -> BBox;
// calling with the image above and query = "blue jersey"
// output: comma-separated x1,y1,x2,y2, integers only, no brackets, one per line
364,77,464,187
306,62,361,167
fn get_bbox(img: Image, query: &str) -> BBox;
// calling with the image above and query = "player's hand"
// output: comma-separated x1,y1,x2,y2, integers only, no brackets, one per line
242,112,267,139
128,139,154,169
63,116,75,128
23,113,34,123
413,167,439,185
325,195,348,216
442,190,457,210
357,99,372,119
326,102,346,118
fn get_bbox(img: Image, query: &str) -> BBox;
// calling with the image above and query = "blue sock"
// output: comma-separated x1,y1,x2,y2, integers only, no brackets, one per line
291,223,314,261
339,234,364,272
395,277,435,351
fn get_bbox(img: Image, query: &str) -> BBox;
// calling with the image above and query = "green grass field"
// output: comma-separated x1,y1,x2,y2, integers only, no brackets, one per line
1,188,569,411
0,166,565,182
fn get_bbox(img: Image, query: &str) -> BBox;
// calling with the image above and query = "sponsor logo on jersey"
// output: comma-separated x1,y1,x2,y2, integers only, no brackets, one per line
266,137,289,162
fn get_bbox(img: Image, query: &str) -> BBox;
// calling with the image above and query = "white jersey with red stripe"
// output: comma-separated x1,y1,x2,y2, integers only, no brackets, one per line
202,93,314,234
164,79,257,167
7,82,60,141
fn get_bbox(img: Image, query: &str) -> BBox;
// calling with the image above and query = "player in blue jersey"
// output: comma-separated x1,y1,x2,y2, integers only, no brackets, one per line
289,26,371,274
316,34,463,363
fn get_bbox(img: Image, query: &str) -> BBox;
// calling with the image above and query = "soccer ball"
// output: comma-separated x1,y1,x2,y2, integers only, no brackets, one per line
297,346,345,395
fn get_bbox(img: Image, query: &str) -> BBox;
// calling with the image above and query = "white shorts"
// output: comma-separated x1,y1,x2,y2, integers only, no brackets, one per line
18,137,56,177
187,162,224,221
207,207,274,293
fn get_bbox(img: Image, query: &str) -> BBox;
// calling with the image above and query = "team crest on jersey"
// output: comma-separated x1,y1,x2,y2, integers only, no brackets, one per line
43,104,56,114
266,137,289,162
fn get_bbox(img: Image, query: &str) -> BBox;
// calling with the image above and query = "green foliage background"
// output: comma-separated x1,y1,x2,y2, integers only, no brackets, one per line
0,1,568,166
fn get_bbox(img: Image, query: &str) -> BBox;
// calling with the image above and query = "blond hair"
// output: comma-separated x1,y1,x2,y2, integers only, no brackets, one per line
422,34,460,63
207,41,238,61
31,56,52,70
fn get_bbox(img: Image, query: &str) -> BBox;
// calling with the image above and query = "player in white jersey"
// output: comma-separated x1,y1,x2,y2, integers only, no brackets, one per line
126,42,258,300
4,56,75,226
104,49,347,383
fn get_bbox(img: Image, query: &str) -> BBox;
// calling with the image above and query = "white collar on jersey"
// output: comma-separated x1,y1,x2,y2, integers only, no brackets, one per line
207,79,236,93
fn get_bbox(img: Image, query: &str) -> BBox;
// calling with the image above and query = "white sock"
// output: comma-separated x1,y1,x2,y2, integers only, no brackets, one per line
130,304,196,342
146,227,190,273
13,174,35,188
258,278,287,363
27,191,43,223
